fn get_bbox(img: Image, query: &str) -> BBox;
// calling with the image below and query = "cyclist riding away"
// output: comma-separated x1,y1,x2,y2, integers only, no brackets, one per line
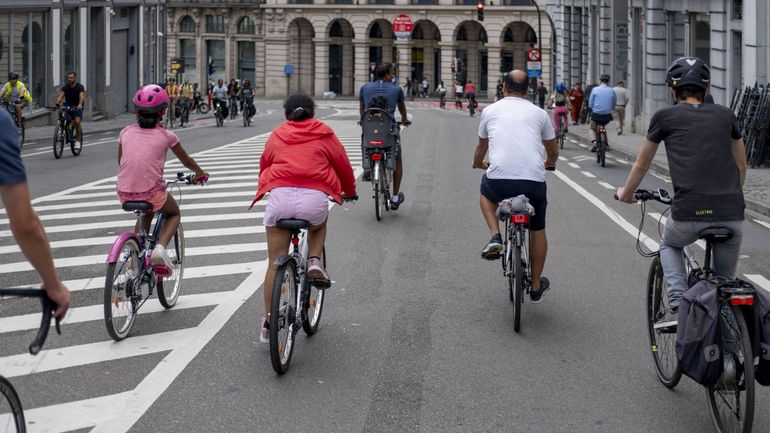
239,79,255,119
359,63,411,209
587,74,616,152
1,72,33,125
55,72,85,152
549,82,570,134
253,93,357,344
117,85,208,269
617,57,746,328
210,79,229,118
473,70,558,303
0,108,70,318
464,80,478,111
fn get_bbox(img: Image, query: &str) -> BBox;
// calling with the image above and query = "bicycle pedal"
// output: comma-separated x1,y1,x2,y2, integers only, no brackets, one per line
153,264,173,278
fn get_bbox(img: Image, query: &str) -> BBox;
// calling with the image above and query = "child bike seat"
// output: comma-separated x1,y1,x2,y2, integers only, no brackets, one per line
276,219,311,231
697,227,734,243
122,201,154,212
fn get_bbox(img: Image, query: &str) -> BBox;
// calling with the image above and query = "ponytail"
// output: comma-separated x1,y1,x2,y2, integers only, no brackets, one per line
138,111,161,129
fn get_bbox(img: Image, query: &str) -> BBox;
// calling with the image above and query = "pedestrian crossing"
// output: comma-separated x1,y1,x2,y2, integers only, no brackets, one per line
0,117,363,432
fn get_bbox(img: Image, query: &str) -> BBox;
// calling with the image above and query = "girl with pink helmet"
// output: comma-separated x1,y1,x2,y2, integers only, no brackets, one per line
116,84,208,268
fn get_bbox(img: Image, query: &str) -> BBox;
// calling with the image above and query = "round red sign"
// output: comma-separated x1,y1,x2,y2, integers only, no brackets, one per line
527,48,542,62
392,14,413,38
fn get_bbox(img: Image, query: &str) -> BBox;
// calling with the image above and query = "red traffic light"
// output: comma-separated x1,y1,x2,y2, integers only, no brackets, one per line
476,1,484,9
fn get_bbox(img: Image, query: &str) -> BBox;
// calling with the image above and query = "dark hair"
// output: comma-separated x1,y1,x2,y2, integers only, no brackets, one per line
375,63,392,80
284,93,315,121
674,84,706,102
503,73,529,95
138,111,161,129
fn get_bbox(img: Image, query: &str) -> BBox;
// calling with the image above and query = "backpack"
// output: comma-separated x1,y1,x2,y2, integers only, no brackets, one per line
361,97,397,150
554,91,567,106
756,286,770,385
676,278,723,385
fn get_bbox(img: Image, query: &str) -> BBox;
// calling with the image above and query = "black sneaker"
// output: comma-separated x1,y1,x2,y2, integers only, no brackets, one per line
391,192,405,210
653,308,678,332
530,277,551,304
363,170,372,182
481,234,503,260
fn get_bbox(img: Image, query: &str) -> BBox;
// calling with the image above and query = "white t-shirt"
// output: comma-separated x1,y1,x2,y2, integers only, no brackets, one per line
478,96,555,182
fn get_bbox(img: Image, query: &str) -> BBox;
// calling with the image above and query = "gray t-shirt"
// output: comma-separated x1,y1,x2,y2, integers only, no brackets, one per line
211,85,228,100
647,103,744,222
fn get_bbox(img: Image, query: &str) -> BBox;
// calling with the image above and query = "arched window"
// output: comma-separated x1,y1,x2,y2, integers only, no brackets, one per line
330,21,343,37
504,27,513,42
369,22,382,39
525,27,537,44
478,28,487,43
179,16,196,33
412,24,424,40
457,26,467,41
237,17,255,34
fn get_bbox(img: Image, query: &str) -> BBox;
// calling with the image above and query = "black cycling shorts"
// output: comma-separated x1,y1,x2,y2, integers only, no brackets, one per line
480,175,548,231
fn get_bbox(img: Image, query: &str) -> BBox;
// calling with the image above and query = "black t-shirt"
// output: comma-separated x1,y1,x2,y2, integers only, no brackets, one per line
61,83,85,107
647,103,744,222
537,87,547,98
0,110,26,186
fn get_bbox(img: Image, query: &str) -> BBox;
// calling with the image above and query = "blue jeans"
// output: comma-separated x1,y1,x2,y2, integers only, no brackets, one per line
660,218,743,308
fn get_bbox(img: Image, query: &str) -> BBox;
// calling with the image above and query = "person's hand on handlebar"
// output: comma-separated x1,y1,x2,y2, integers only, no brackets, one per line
616,186,636,204
43,280,70,319
192,172,209,185
341,193,358,202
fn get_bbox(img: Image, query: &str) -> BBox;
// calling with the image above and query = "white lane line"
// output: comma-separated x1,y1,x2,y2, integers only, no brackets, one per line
598,181,615,190
753,219,770,230
613,158,630,165
574,156,593,162
39,189,254,202
0,212,263,238
0,292,229,334
21,138,118,158
19,392,127,433
744,274,770,293
167,160,259,169
651,172,671,183
78,178,258,191
568,162,580,169
557,156,568,162
581,171,597,178
14,262,261,292
0,242,266,273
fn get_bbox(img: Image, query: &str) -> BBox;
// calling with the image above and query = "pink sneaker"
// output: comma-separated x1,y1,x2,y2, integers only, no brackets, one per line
260,315,269,344
307,257,331,288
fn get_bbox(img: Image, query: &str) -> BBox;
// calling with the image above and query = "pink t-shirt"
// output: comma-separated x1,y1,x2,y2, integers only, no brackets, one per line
117,124,179,195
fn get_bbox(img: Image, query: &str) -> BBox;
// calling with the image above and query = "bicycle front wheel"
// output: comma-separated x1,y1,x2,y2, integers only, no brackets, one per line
270,260,299,375
0,376,26,433
706,304,755,433
198,103,210,114
104,237,141,341
158,223,185,309
512,229,524,333
52,126,64,159
70,131,82,156
646,257,681,388
303,247,326,335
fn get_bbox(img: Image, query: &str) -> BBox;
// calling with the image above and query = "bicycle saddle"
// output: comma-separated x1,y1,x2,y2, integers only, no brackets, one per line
122,201,154,212
276,219,310,231
697,227,734,243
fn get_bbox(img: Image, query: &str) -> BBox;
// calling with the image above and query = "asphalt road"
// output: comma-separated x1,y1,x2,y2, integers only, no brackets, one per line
1,100,770,433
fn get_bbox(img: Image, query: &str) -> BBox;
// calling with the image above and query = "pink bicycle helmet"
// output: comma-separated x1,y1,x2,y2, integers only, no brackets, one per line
133,85,169,113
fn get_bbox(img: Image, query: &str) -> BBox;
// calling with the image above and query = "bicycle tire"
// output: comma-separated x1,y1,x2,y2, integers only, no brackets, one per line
0,375,25,433
512,227,523,333
158,223,185,309
270,260,298,375
382,165,391,211
506,228,514,302
599,131,607,167
198,103,210,114
706,304,755,433
52,126,64,159
104,237,141,341
469,104,475,117
18,122,24,149
645,257,682,388
70,131,82,156
373,161,382,221
243,111,248,127
303,247,326,335
558,123,565,149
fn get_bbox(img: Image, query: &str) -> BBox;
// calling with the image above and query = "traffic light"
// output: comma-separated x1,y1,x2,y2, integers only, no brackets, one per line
476,1,484,21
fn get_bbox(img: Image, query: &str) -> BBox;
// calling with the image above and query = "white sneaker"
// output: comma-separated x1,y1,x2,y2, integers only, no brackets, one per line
74,140,82,151
151,245,174,270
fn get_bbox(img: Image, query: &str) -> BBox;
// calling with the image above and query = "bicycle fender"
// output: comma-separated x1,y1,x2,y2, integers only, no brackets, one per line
107,232,141,263
272,255,293,268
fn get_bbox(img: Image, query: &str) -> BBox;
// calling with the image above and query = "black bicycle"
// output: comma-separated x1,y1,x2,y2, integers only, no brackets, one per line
192,91,210,114
0,288,62,433
242,97,254,127
1,101,24,149
468,96,477,117
501,203,534,333
177,98,191,127
214,100,225,127
557,111,568,149
595,120,609,167
48,105,81,159
621,188,760,433
228,95,239,120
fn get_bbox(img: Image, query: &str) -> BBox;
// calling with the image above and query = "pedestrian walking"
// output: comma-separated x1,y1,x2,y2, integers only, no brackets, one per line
437,80,447,108
421,77,429,98
536,81,548,109
613,80,629,134
568,82,584,125
404,78,414,101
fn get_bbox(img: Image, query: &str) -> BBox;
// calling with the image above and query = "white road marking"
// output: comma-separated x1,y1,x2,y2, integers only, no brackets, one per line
573,156,593,162
39,189,254,202
613,158,630,165
568,162,580,169
753,218,770,230
580,170,596,178
598,181,615,190
650,172,671,183
744,274,770,293
557,156,568,162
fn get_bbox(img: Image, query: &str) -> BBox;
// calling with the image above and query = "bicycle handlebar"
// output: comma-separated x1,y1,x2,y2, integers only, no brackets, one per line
613,188,672,205
174,172,208,186
0,288,61,355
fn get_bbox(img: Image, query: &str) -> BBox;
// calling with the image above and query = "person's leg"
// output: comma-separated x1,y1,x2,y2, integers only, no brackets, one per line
711,220,744,280
392,152,403,196
659,219,699,308
529,229,547,291
589,119,597,142
14,104,22,124
480,194,500,236
618,107,625,133
156,194,181,246
75,117,82,142
307,221,327,259
263,227,291,320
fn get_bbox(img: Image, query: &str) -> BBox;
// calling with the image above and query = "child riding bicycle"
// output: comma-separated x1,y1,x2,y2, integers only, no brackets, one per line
116,85,208,270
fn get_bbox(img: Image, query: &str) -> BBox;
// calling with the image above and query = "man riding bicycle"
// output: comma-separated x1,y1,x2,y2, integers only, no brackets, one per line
617,57,747,328
358,63,411,210
239,79,255,119
210,79,229,118
166,78,180,120
179,78,194,116
55,72,85,151
473,70,559,303
1,72,33,126
587,74,616,152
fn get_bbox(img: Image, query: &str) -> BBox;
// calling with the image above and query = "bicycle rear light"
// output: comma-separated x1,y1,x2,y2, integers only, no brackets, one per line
370,153,382,161
510,215,530,224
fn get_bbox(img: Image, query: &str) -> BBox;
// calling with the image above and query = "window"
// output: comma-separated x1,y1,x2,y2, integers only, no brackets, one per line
179,39,197,84
412,24,424,40
457,26,467,41
693,16,710,65
206,39,225,81
504,27,513,42
237,17,255,34
179,16,196,33
206,15,225,33
0,11,48,107
524,27,537,44
329,21,343,37
369,22,382,39
62,9,77,80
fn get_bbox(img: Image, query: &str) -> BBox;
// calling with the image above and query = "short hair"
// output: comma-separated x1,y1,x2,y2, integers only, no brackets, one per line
618,80,625,85
67,72,77,77
375,63,392,80
674,84,705,102
503,73,529,95
284,92,315,121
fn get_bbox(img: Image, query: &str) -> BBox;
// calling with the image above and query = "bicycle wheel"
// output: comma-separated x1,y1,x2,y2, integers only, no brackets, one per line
198,102,210,114
104,237,141,341
270,260,299,375
646,257,682,388
52,126,64,159
599,131,607,167
0,375,25,433
382,166,391,211
303,247,326,335
706,304,755,433
373,161,382,221
158,223,185,309
558,123,565,149
512,227,524,333
70,129,82,156
17,123,24,149
243,111,248,127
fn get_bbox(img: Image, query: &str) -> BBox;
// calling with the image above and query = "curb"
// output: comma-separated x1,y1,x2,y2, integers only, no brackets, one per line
566,131,770,218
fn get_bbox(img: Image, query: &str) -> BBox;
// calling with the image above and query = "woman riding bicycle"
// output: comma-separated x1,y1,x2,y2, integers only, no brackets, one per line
252,93,357,344
549,83,570,134
116,85,208,269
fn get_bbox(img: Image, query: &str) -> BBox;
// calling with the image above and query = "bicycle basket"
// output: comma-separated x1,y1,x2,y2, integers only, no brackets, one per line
361,108,397,150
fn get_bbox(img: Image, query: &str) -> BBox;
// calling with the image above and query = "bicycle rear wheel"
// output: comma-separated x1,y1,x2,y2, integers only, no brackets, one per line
198,103,210,114
707,304,755,433
17,123,24,150
303,247,326,335
70,128,82,156
646,257,681,388
558,123,565,149
382,165,391,211
104,237,141,341
512,227,524,333
599,131,607,167
158,223,185,309
270,260,299,375
373,161,383,221
0,376,25,433
52,126,64,159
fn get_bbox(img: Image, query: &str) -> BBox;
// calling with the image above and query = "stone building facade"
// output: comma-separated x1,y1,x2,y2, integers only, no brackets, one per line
547,0,770,133
166,0,552,99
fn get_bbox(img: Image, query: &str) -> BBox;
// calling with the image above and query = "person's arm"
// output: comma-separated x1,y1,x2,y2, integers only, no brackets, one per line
731,137,747,187
543,138,558,169
359,99,365,118
617,138,660,202
397,101,410,126
170,143,207,181
472,137,489,170
327,135,357,199
78,87,85,110
1,183,70,318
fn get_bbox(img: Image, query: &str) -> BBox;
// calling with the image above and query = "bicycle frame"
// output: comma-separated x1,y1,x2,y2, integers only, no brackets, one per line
502,218,531,286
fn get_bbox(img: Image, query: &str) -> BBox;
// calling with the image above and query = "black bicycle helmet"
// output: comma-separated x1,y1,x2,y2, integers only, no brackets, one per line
666,57,710,89
599,73,610,83
8,72,18,80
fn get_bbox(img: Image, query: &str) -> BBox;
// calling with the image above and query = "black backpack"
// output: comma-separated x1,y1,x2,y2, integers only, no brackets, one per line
676,278,723,385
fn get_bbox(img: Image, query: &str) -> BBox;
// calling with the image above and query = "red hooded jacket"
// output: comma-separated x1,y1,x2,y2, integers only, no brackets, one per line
252,118,357,207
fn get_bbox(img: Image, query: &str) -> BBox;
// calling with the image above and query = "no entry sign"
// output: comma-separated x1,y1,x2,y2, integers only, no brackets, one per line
392,14,413,39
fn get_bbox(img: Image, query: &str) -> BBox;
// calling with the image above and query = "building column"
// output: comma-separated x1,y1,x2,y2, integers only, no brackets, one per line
581,7,589,83
643,0,668,127
439,41,455,86
395,39,411,87
570,6,581,85
264,38,290,98
467,41,479,86
486,43,501,97
354,40,368,97
342,41,354,96
313,37,329,97
599,0,612,77
709,0,729,103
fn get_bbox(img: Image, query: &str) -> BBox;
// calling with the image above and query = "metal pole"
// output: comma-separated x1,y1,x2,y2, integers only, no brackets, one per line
531,0,542,54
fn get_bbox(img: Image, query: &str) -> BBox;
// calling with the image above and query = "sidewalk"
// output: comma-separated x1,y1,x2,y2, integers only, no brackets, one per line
565,121,770,217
